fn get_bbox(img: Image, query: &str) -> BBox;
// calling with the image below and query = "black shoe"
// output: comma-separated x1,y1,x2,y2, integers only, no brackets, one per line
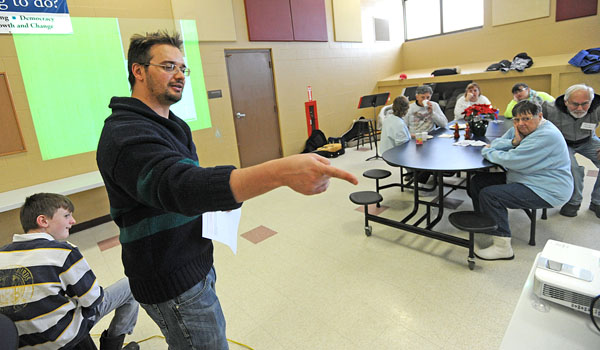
100,330,139,350
100,331,124,350
559,203,580,217
590,203,600,219
123,342,140,350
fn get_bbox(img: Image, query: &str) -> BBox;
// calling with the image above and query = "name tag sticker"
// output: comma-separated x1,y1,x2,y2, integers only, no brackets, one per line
581,122,597,131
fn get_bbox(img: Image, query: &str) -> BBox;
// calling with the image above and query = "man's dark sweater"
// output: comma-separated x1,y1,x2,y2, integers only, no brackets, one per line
543,93,600,145
96,97,242,304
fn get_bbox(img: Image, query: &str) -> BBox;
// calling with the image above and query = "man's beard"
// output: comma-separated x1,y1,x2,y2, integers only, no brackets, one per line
164,91,182,103
158,89,183,105
569,110,587,119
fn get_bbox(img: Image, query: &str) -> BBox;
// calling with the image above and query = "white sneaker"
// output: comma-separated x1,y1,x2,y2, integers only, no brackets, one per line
419,189,437,197
474,236,514,261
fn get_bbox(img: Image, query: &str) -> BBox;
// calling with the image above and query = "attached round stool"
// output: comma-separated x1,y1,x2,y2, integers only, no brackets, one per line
448,211,498,270
363,169,391,207
350,191,383,236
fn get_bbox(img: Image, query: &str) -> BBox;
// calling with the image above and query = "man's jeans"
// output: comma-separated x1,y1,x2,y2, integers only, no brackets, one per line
567,136,600,206
93,277,139,337
470,173,550,237
141,267,228,350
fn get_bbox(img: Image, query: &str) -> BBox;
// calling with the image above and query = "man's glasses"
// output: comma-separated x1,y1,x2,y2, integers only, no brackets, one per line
145,63,191,76
513,115,538,123
513,88,527,94
567,100,590,108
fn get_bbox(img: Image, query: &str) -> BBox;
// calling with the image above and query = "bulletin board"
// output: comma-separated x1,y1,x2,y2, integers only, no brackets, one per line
0,73,26,156
492,0,550,26
332,0,362,42
556,0,597,21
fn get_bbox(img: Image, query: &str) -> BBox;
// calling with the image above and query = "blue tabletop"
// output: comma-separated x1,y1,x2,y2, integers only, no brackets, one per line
382,119,513,172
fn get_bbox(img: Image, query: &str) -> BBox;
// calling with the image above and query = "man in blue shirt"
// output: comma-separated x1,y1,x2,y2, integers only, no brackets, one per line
469,100,573,261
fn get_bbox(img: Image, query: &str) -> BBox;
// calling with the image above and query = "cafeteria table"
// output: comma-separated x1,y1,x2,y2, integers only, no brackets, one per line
371,118,512,267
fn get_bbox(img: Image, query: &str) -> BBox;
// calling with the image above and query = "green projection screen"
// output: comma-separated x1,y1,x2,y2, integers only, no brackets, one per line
13,18,211,160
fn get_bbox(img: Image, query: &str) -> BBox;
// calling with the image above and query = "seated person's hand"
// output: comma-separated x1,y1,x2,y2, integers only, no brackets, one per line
512,127,523,146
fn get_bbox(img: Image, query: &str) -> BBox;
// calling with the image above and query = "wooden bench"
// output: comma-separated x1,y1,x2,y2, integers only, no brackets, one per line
376,53,600,134
0,172,108,244
0,171,104,213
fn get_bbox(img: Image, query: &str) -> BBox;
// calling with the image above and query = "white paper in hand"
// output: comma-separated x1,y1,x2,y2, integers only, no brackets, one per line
202,208,242,254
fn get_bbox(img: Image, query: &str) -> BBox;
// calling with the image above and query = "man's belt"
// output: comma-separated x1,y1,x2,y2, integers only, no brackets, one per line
565,136,590,147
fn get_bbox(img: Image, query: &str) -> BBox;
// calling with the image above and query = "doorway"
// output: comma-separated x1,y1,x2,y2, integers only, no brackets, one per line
225,49,282,168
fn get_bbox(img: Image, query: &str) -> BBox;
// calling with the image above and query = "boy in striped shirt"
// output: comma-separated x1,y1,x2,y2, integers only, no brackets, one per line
0,193,139,350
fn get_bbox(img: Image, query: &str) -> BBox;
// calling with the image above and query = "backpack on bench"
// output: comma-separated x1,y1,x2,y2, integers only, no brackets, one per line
302,130,344,158
302,129,327,153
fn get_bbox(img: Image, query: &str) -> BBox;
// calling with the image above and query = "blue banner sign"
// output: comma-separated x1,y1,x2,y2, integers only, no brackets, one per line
0,0,69,14
0,0,71,33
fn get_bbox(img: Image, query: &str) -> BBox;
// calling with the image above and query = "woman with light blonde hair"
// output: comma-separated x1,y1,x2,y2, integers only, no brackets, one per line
454,82,492,120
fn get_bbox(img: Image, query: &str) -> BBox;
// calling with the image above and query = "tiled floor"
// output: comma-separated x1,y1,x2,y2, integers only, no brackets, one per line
69,146,600,349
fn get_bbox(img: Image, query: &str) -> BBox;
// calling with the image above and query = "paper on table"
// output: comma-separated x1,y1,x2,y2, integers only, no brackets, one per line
453,140,488,147
438,133,455,138
202,208,242,254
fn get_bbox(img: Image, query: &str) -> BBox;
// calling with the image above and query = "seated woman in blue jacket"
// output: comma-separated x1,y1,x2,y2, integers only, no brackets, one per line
469,100,573,261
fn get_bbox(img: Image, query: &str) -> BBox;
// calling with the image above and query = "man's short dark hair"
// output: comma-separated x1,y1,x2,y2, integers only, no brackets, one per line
127,30,183,89
512,99,541,117
20,193,74,233
511,82,529,94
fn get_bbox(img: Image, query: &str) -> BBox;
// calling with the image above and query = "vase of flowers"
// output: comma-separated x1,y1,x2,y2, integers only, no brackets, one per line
461,104,499,137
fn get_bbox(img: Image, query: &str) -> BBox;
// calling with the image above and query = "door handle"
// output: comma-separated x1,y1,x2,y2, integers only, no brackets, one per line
236,112,246,119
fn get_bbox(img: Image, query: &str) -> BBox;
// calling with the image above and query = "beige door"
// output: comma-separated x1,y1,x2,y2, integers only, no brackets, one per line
225,49,282,168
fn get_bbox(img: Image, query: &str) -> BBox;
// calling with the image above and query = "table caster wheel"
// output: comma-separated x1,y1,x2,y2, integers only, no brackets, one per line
365,226,372,236
468,259,475,270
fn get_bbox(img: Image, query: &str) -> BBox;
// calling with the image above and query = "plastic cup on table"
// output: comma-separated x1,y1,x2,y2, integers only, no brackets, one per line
416,132,424,145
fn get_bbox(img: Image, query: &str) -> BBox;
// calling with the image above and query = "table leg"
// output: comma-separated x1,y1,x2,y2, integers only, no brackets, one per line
401,170,421,223
468,231,475,270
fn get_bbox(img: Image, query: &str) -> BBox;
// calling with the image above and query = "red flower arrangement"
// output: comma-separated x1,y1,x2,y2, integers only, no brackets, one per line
462,104,499,122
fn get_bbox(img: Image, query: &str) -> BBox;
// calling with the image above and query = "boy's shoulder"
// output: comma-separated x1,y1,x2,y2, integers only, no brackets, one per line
4,233,78,252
